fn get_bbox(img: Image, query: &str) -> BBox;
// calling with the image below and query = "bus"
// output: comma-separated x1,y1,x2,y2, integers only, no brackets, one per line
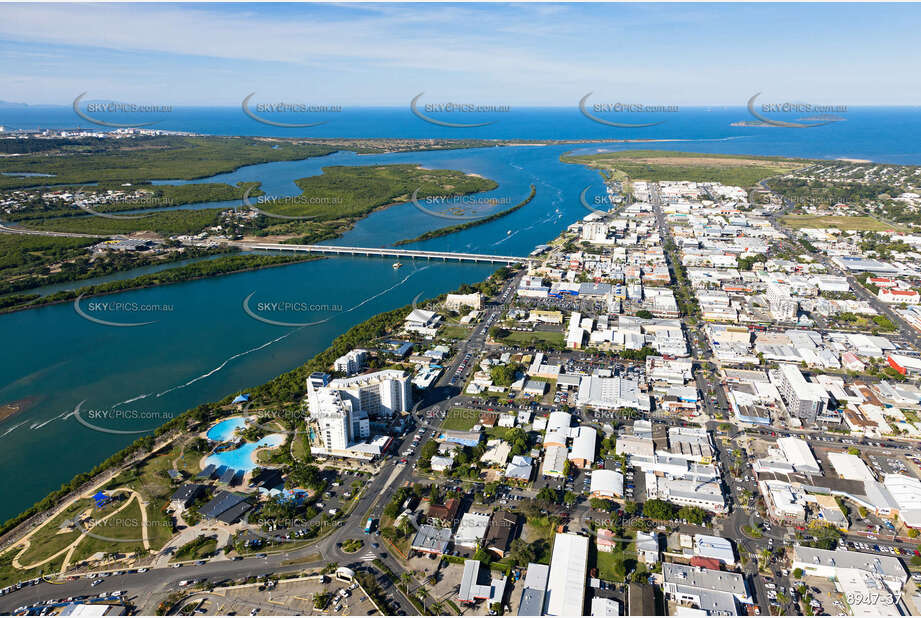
364,518,374,534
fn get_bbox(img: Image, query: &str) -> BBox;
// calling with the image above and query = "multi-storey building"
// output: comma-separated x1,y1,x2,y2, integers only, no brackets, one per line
774,364,828,424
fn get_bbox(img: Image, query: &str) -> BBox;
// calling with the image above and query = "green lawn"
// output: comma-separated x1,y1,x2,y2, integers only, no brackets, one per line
440,325,472,340
440,407,479,431
69,498,148,565
14,497,122,568
781,215,905,232
0,551,64,587
172,536,218,562
594,541,637,582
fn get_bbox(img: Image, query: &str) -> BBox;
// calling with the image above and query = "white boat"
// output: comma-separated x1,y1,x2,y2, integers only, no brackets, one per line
392,262,402,269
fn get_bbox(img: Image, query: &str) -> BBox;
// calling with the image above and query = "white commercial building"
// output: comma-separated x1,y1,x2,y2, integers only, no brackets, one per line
590,597,621,616
693,534,735,566
546,411,572,434
663,563,751,615
455,512,492,549
883,474,921,529
544,533,589,616
828,452,876,482
568,427,597,469
542,445,569,477
404,308,443,335
792,545,908,595
654,477,726,514
776,436,821,474
326,369,411,418
589,470,624,500
333,349,367,376
445,292,483,311
774,364,828,424
576,376,651,412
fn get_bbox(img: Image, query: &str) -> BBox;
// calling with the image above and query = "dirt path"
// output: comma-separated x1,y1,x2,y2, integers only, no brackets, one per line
12,488,150,573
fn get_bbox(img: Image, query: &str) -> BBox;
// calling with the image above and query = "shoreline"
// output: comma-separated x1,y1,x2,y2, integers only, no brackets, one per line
392,184,537,246
0,262,510,549
0,254,324,316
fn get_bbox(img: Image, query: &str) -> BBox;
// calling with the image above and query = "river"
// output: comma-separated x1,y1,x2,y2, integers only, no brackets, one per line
2,124,921,520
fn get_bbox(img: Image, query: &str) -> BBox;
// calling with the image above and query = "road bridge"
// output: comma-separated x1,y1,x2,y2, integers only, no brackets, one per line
242,242,533,265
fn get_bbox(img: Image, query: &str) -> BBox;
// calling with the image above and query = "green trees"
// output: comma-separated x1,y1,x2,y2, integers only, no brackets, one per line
677,506,708,525
619,347,657,362
536,487,558,506
590,498,618,512
489,326,510,340
286,463,326,492
643,499,678,521
508,538,535,566
490,364,519,387
622,501,639,517
738,254,767,271
417,440,439,470
505,427,530,457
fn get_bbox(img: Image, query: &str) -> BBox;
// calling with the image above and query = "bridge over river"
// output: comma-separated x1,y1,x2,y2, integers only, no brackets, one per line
241,242,534,265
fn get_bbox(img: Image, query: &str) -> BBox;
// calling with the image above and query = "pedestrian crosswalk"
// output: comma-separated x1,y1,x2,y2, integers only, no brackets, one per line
358,552,377,562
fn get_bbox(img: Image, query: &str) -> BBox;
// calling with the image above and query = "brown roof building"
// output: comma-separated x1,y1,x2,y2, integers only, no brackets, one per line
427,498,461,529
485,512,519,557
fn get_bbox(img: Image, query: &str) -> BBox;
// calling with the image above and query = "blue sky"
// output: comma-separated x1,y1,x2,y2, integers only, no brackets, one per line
1,2,919,107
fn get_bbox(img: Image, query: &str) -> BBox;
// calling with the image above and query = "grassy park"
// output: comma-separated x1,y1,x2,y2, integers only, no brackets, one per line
780,214,905,232
562,149,805,187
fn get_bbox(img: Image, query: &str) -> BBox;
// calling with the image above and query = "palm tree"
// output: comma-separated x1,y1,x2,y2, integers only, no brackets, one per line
417,585,429,613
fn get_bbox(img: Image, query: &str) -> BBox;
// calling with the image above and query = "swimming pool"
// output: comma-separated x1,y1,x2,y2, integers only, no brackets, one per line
206,417,247,442
203,434,284,472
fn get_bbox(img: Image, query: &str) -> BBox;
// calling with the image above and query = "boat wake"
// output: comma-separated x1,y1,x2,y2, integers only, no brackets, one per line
1,420,28,437
153,264,431,399
110,393,153,408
